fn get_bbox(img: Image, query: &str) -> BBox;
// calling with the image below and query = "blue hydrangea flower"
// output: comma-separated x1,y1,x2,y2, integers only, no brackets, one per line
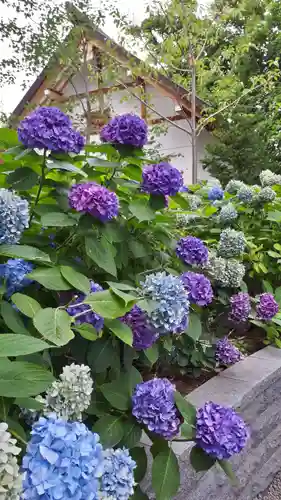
237,185,254,203
176,236,208,266
141,272,189,334
21,414,104,499
100,114,148,148
99,448,136,500
208,185,224,201
0,258,34,297
141,162,183,196
67,281,104,331
219,203,238,224
18,107,85,153
0,189,29,244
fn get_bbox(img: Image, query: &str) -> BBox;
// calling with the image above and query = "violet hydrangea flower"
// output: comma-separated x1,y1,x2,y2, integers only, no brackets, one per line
196,401,249,459
176,236,208,266
215,337,243,366
256,293,279,320
181,271,213,306
67,281,104,331
132,378,181,440
69,182,119,222
229,292,251,323
0,258,34,297
120,305,159,350
208,185,224,201
100,113,148,148
141,162,183,196
21,414,104,499
100,448,136,500
0,189,29,244
18,106,85,153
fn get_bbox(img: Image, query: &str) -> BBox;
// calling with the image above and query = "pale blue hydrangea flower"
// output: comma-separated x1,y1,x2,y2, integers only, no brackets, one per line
205,252,245,288
0,422,22,499
141,272,189,334
176,213,200,228
237,185,254,203
0,189,29,244
99,448,136,500
225,180,245,194
219,203,238,224
218,228,246,258
187,194,201,210
254,187,276,203
259,169,281,187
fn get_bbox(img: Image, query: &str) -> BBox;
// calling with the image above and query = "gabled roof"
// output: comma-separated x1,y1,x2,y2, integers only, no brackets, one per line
12,3,206,118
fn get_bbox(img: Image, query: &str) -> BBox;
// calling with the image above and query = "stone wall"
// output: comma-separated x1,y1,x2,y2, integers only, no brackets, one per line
143,346,281,499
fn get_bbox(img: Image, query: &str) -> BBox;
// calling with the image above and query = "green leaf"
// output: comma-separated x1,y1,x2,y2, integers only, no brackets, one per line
267,211,281,222
0,334,49,357
172,193,190,209
119,418,142,448
109,286,137,306
60,266,90,294
189,446,216,472
15,396,44,411
28,267,71,290
85,235,117,277
106,282,136,292
93,415,124,448
75,324,99,341
0,361,54,397
11,293,41,318
130,447,148,483
130,486,149,500
0,245,51,262
150,439,169,458
174,391,197,425
100,377,131,410
0,396,12,420
129,240,148,259
129,199,155,221
41,212,77,227
181,422,195,440
6,166,39,190
145,344,159,365
0,128,19,147
33,308,74,346
152,448,180,500
275,286,281,305
1,301,30,334
128,366,143,395
87,158,121,168
149,194,167,210
104,319,133,346
87,337,117,373
47,159,87,177
218,459,238,485
263,280,273,294
6,418,27,445
84,290,129,319
186,312,202,341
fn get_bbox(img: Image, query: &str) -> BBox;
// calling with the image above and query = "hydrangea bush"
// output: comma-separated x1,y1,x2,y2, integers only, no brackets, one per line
0,107,267,498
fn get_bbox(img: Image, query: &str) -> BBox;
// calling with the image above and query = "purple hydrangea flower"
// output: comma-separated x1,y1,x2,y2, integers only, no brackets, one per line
141,162,183,196
67,281,104,331
18,107,85,153
0,258,34,297
100,113,148,148
181,271,213,306
176,236,208,266
132,378,181,440
208,185,224,201
256,293,279,320
120,305,159,350
21,414,104,499
196,401,249,459
229,292,251,323
69,182,119,222
215,337,243,366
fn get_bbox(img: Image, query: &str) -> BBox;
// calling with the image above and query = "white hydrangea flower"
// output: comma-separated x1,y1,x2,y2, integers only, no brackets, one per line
218,228,246,258
176,212,200,227
254,186,276,203
0,422,22,500
219,203,238,224
187,194,201,210
43,364,93,421
260,169,281,187
225,180,245,194
205,252,245,288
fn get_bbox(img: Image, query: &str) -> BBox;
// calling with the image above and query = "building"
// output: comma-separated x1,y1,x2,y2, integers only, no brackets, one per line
11,4,213,184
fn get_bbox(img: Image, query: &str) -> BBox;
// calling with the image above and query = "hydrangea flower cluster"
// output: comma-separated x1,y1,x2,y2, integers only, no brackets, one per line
196,402,249,459
215,337,243,365
69,182,119,222
120,305,159,350
225,180,245,194
66,281,104,331
132,378,181,439
187,194,201,210
176,236,208,266
208,185,224,201
18,107,85,153
181,271,213,306
141,162,183,196
100,113,148,148
219,203,238,224
229,292,251,323
43,364,93,421
21,414,104,499
205,252,245,288
255,187,276,203
176,213,200,227
100,448,136,500
259,169,281,187
141,272,189,334
0,422,22,499
237,185,254,203
0,189,29,244
218,228,246,258
256,293,279,320
0,258,34,297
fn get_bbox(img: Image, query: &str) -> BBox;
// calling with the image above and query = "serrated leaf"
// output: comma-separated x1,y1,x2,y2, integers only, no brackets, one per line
60,266,90,294
152,448,180,500
186,312,202,341
100,377,131,410
0,245,50,262
0,334,49,357
119,418,142,448
104,319,133,346
47,159,87,177
87,337,117,373
6,167,39,190
0,361,54,397
11,293,41,318
33,308,74,346
1,301,30,334
85,235,117,277
15,396,44,411
109,285,137,306
93,415,124,448
84,290,129,319
129,199,155,222
28,267,71,290
75,324,99,341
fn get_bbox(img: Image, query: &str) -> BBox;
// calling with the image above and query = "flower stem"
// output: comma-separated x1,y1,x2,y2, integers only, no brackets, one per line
29,149,47,224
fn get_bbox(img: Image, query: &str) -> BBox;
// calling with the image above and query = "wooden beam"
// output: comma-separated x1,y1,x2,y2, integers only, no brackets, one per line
140,81,147,122
148,112,190,125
